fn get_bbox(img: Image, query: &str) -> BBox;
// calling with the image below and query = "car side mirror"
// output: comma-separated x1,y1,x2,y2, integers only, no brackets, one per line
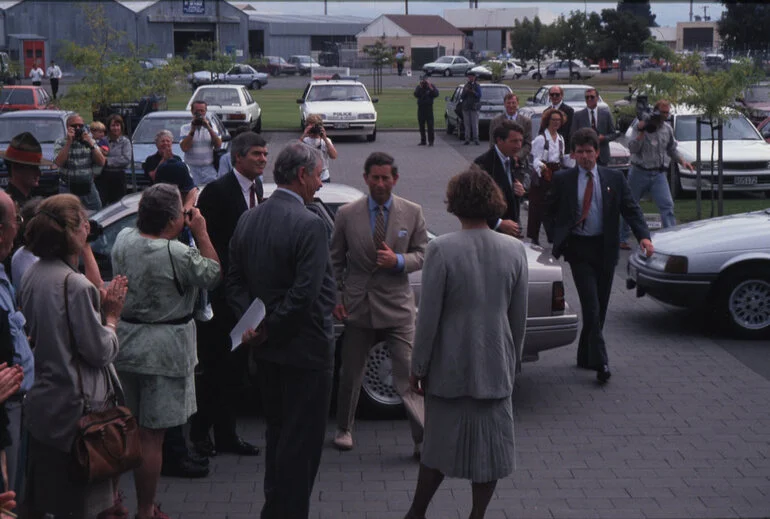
371,98,379,103
297,99,305,104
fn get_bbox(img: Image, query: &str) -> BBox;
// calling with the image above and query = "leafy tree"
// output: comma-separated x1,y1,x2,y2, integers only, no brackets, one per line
509,16,550,73
187,39,234,75
600,8,652,57
617,0,657,27
718,2,770,53
363,37,394,94
547,12,588,82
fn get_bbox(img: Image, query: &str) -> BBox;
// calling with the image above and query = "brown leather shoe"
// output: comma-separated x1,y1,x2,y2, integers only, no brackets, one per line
619,242,632,250
333,429,353,450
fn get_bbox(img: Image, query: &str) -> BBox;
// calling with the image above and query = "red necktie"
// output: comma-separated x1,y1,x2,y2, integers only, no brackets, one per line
249,183,257,209
590,110,597,131
578,171,594,228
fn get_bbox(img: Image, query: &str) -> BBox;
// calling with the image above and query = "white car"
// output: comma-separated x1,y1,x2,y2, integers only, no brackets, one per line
187,84,262,132
422,55,475,77
626,207,770,339
467,60,522,80
287,55,320,76
188,65,268,90
296,79,378,141
544,59,598,80
528,84,610,110
624,105,770,198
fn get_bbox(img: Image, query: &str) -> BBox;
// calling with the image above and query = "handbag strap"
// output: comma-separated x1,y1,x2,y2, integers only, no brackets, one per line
167,240,184,296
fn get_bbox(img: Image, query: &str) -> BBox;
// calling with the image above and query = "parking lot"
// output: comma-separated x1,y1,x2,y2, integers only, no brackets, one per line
116,131,770,519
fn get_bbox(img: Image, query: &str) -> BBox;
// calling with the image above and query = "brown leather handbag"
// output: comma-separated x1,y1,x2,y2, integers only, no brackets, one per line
64,274,143,483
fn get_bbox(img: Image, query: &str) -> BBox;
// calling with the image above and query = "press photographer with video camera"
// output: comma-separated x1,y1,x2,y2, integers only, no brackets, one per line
413,75,439,146
620,98,693,249
180,100,223,187
54,113,106,211
300,114,337,183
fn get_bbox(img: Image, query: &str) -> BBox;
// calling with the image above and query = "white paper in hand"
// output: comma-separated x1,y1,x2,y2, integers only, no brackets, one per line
230,298,266,351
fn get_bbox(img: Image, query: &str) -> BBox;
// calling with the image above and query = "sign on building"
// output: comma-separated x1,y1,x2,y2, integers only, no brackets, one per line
183,0,205,15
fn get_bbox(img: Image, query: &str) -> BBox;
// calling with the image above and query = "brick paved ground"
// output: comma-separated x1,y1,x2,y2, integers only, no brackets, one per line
118,132,770,518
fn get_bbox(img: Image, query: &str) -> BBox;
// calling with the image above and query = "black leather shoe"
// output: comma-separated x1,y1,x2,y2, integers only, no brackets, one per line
187,450,209,466
161,457,210,478
217,436,261,456
597,365,611,383
192,436,217,457
418,142,426,146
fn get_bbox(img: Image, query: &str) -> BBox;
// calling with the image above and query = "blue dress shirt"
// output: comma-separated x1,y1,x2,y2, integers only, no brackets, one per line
0,266,33,393
574,166,604,236
367,196,405,271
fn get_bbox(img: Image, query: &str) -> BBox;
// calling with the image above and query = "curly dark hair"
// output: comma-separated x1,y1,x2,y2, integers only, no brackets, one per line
446,166,507,220
538,107,566,135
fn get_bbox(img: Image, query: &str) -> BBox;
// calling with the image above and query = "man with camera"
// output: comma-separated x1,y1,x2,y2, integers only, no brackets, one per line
620,98,693,250
180,100,223,187
54,113,106,211
413,76,439,146
300,114,337,183
460,70,482,145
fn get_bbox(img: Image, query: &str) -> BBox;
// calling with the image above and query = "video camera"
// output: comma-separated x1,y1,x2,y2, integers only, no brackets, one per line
309,123,323,135
636,94,664,133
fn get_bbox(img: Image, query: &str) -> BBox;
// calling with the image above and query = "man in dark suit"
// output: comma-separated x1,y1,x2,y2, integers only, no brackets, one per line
227,142,335,519
546,128,653,383
474,120,530,237
548,85,575,150
569,88,617,166
190,132,266,457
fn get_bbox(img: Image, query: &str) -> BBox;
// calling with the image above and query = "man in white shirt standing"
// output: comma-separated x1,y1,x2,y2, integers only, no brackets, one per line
46,60,62,99
180,100,222,187
29,61,44,87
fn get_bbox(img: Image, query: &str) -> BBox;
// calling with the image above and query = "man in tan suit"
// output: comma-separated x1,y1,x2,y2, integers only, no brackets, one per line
488,92,531,161
331,151,427,456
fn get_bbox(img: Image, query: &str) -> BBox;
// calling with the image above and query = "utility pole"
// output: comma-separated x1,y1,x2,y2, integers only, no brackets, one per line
702,5,710,21
689,0,693,22
324,0,327,15
405,0,408,15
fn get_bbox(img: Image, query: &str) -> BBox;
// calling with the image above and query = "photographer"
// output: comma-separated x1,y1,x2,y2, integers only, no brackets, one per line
460,70,482,145
414,76,439,146
180,100,223,187
620,99,693,249
54,113,106,211
300,114,337,183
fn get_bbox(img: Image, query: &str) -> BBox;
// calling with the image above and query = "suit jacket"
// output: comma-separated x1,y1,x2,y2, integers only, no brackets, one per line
546,166,650,266
474,148,530,227
569,107,617,165
197,170,262,311
226,190,336,370
553,102,575,150
488,112,532,160
330,195,427,329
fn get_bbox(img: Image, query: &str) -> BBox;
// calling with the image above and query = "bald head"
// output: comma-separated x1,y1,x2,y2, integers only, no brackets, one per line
0,191,18,261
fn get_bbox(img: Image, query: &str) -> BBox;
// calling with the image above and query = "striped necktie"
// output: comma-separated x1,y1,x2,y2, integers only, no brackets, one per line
373,206,386,248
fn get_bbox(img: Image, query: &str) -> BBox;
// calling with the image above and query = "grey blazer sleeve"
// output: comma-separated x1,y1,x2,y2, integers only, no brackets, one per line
226,215,252,319
329,206,348,294
403,205,427,273
508,243,529,371
411,241,446,378
68,277,119,369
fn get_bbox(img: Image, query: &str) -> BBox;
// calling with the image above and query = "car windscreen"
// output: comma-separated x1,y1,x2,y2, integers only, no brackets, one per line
0,89,34,105
192,89,241,106
481,87,512,104
296,56,312,63
132,117,191,143
0,117,64,142
744,86,770,103
674,114,761,141
306,85,369,102
563,89,594,103
435,57,453,64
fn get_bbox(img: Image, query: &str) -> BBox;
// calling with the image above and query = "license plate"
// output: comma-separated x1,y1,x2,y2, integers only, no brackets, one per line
335,123,350,129
734,176,758,185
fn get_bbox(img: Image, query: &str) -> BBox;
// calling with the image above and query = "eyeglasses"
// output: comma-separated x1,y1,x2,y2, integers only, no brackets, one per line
585,95,597,99
69,124,84,129
549,92,561,97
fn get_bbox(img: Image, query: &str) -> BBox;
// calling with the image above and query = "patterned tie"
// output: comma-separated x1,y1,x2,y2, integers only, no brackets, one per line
373,206,386,248
590,109,597,131
249,183,257,209
504,157,512,186
577,171,594,229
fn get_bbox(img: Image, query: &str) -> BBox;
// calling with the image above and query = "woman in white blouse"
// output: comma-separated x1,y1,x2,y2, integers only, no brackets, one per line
526,108,575,244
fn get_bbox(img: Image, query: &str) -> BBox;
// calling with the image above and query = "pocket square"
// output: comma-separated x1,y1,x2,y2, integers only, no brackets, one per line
398,229,408,238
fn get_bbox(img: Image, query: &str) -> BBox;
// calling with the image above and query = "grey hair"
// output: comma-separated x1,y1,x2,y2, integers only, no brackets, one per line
230,131,267,163
137,183,182,235
273,142,321,185
155,129,174,144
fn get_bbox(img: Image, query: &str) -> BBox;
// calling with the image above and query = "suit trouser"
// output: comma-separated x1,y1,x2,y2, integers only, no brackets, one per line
417,105,435,144
50,78,59,98
336,324,425,444
257,360,332,519
566,235,614,369
526,177,552,243
462,109,479,142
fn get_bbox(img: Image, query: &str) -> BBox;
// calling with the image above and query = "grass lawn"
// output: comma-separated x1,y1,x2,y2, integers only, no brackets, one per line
166,83,628,131
640,197,769,223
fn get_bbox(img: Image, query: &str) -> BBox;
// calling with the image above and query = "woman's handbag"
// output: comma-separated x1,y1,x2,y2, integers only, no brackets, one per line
64,274,142,483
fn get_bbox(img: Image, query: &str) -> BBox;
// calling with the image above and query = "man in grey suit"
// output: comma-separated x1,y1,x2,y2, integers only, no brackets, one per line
488,92,532,160
227,143,334,519
331,151,428,456
569,87,617,166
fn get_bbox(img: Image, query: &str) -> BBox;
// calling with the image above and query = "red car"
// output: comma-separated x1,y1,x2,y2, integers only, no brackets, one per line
0,85,54,112
757,116,770,143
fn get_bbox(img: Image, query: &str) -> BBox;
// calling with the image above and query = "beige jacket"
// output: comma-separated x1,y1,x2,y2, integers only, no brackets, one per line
330,195,427,329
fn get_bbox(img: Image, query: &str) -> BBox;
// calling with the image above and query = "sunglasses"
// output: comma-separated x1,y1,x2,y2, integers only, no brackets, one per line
69,124,85,129
549,92,561,97
585,95,597,99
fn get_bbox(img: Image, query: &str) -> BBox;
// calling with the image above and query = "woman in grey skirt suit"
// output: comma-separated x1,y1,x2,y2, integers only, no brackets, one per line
405,167,528,519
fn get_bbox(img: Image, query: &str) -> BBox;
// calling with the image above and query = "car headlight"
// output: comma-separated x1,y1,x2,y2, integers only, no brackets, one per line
359,113,376,120
607,155,629,167
645,252,688,273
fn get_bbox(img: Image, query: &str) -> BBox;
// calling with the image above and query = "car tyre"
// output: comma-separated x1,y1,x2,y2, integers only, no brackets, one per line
254,116,262,133
250,81,262,90
571,72,581,80
717,266,770,339
424,71,431,77
366,127,377,142
443,69,451,77
532,72,541,80
356,341,406,419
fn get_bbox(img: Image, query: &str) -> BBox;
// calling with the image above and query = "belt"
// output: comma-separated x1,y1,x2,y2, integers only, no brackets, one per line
7,392,26,403
632,165,666,172
121,314,193,326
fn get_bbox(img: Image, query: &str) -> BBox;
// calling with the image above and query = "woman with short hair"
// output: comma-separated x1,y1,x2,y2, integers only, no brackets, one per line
143,130,182,183
405,167,529,519
20,194,128,519
111,183,220,519
97,114,132,206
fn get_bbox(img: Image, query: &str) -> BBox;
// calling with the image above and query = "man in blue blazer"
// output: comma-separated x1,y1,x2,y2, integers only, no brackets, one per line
546,128,653,383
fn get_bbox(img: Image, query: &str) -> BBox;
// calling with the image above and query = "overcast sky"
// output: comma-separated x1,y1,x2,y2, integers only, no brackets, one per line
244,1,725,27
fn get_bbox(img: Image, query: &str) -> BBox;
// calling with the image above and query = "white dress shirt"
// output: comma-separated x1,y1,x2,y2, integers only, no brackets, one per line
234,168,259,208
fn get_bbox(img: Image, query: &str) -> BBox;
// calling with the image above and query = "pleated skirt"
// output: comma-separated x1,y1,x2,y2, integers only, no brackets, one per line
421,394,515,483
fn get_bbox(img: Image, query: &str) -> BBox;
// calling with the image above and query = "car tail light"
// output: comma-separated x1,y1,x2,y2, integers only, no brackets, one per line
229,113,247,120
552,281,566,312
151,101,159,110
